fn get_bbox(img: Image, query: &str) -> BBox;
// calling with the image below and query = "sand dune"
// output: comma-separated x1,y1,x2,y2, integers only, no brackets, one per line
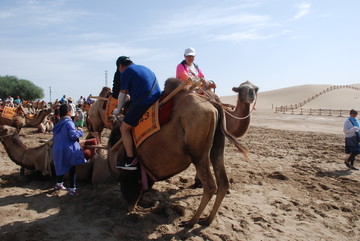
221,84,360,110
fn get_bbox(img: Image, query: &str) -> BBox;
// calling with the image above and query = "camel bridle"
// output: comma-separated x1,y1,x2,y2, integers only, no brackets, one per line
199,85,257,121
223,94,257,120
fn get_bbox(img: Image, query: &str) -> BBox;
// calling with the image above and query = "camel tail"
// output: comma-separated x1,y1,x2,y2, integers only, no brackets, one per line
210,100,251,162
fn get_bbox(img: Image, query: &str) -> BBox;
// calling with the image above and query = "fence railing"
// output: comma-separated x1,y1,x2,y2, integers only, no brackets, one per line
274,85,360,115
275,107,349,117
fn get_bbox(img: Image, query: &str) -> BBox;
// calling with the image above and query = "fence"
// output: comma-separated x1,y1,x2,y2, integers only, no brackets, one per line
275,107,350,117
274,84,360,116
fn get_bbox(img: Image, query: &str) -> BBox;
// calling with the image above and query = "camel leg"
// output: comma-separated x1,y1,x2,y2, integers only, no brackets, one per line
189,169,202,189
201,131,229,226
186,157,217,227
202,159,228,226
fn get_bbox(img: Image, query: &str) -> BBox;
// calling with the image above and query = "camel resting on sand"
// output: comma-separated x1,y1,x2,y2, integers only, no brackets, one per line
0,108,53,132
108,79,257,227
0,124,111,184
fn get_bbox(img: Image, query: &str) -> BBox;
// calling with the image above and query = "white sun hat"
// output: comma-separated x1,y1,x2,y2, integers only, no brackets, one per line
184,47,196,56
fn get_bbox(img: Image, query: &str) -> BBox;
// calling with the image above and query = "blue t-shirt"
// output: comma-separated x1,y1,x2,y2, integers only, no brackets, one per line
120,64,161,105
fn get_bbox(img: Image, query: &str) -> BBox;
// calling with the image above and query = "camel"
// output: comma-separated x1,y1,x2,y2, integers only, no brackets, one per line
0,115,25,131
0,108,53,131
0,124,111,184
108,79,258,227
24,108,53,127
37,115,54,133
191,80,258,188
86,87,113,140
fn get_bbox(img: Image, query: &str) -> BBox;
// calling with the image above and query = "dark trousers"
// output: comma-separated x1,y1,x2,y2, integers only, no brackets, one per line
56,166,76,188
347,152,359,166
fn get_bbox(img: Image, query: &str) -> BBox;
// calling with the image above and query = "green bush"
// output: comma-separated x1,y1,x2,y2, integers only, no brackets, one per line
0,75,44,101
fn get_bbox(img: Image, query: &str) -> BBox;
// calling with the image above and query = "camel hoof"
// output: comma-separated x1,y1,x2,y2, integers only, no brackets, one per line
20,167,25,176
189,180,202,189
198,218,212,227
179,220,195,228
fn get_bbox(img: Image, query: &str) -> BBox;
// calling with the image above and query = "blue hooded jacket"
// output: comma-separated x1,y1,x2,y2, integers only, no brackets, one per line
52,116,86,176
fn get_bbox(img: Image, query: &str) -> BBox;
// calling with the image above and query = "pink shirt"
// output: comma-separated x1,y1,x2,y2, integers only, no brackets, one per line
176,62,204,81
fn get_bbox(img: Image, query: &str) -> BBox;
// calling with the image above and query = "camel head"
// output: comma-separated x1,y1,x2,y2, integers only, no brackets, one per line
0,124,18,137
232,80,259,104
99,86,112,98
43,107,53,115
163,78,182,95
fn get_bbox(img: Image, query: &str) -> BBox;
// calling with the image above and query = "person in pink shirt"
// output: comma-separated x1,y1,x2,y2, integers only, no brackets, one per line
176,47,216,90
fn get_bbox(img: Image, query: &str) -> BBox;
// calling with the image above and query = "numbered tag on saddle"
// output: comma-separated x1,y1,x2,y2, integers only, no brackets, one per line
1,106,17,119
132,101,160,148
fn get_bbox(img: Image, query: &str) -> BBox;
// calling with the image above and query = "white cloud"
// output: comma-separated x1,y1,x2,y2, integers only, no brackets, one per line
211,29,290,42
148,4,270,37
1,0,90,27
293,3,311,20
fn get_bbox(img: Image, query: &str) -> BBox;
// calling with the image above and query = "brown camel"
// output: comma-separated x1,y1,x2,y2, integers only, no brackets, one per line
0,124,111,183
192,81,258,188
86,87,112,140
108,79,257,227
24,108,53,127
0,108,53,131
0,115,25,131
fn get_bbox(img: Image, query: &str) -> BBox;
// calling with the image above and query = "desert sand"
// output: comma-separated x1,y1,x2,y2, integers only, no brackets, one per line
1,84,360,240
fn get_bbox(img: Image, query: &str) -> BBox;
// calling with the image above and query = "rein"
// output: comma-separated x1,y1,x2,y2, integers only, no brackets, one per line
198,86,257,121
223,95,257,120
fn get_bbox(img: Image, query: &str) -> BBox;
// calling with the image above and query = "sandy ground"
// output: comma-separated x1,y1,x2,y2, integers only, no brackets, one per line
1,85,360,240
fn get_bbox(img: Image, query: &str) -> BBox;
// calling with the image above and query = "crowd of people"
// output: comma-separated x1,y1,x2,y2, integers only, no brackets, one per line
51,46,217,195
2,47,360,197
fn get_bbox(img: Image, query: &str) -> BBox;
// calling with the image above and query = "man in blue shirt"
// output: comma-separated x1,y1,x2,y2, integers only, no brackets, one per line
113,56,161,170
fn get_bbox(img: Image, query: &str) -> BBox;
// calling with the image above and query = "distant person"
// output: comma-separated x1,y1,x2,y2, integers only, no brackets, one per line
59,95,67,104
77,96,84,106
14,96,21,105
52,104,87,195
5,95,14,107
343,109,360,170
75,108,85,128
176,47,216,90
112,56,161,170
86,94,93,105
67,97,76,121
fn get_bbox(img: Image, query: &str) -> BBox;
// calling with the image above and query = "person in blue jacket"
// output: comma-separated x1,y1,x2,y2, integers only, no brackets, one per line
52,104,87,195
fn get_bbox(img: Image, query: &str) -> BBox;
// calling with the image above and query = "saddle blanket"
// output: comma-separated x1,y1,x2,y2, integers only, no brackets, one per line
104,96,117,127
132,101,160,148
1,106,17,119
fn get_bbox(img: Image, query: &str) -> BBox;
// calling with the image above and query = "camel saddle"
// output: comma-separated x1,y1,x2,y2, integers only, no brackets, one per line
1,106,17,120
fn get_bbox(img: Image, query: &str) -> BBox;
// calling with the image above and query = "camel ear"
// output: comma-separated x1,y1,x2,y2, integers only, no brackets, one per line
232,87,240,93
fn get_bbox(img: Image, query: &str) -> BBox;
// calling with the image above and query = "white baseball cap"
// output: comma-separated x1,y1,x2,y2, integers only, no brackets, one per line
184,47,196,56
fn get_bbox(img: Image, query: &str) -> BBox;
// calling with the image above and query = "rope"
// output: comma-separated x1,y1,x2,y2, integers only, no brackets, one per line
223,96,257,120
42,141,53,177
197,86,257,121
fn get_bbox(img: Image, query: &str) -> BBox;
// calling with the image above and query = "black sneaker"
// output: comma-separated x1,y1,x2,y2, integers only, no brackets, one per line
345,161,351,168
117,162,137,170
116,157,137,170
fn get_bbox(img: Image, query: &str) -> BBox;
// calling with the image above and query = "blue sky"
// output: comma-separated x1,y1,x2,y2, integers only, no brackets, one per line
1,0,359,102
